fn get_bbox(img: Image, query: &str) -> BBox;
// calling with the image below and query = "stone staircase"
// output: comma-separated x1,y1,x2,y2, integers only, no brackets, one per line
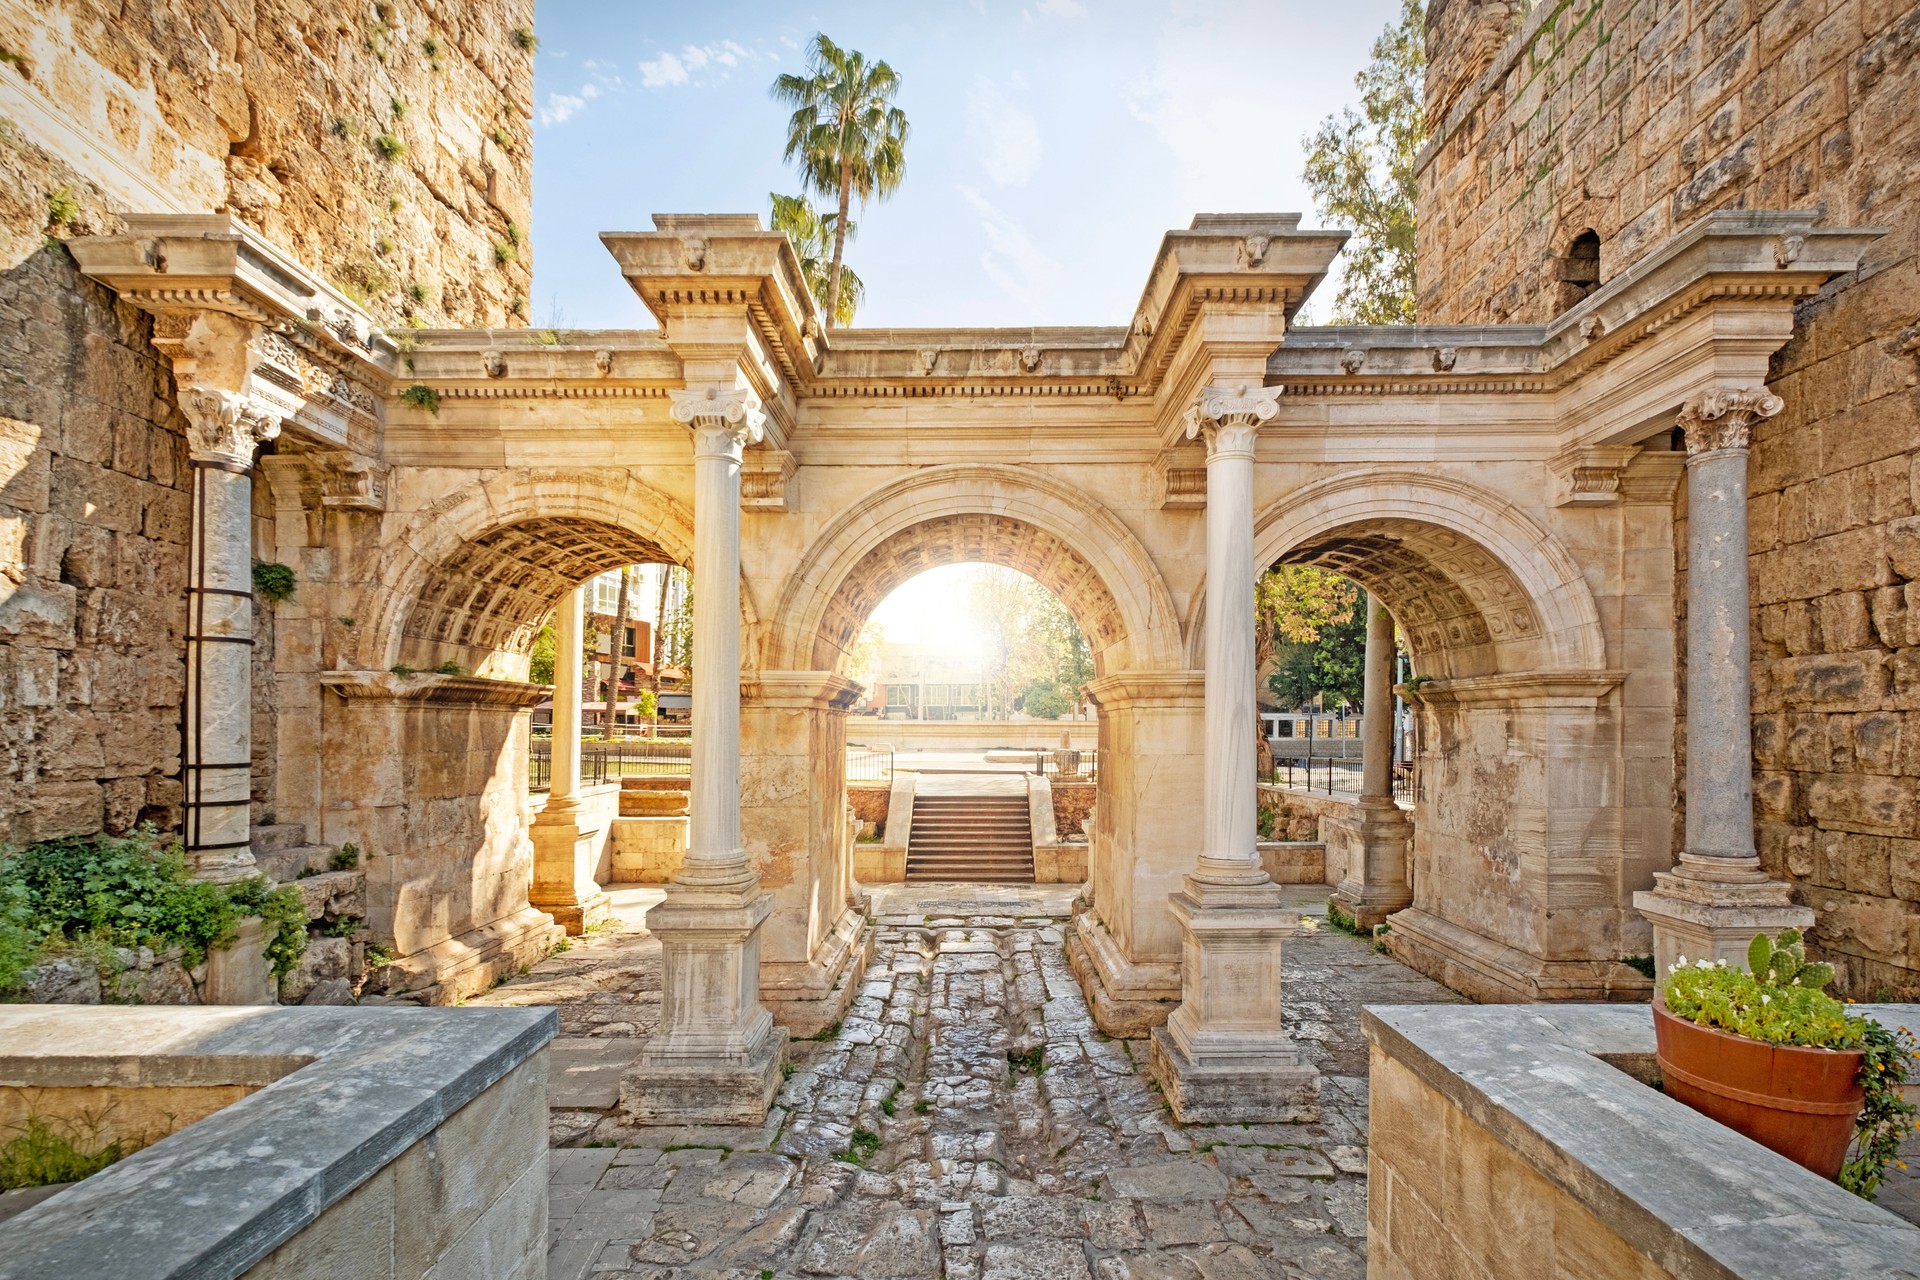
906,793,1035,882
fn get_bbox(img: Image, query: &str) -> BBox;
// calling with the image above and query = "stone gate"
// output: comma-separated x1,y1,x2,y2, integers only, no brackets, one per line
65,203,1879,1116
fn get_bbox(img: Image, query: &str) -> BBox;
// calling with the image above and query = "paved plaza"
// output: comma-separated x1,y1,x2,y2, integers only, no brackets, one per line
474,885,1467,1279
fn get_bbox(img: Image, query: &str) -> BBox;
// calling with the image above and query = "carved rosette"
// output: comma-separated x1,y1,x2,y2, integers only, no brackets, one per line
670,385,767,459
1183,383,1283,459
1677,386,1784,456
179,385,283,468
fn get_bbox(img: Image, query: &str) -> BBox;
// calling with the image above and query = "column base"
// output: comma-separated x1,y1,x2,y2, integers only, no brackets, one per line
1067,907,1181,1038
1148,877,1321,1124
762,902,873,1038
530,888,611,936
1328,799,1413,929
1382,908,1653,1003
1635,860,1813,981
620,1024,790,1126
619,880,787,1126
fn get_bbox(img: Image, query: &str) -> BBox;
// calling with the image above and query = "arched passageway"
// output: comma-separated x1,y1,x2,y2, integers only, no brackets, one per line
1210,470,1658,1001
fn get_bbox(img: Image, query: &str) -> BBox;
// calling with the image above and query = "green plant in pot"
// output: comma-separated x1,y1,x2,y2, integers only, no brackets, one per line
1655,928,1917,1195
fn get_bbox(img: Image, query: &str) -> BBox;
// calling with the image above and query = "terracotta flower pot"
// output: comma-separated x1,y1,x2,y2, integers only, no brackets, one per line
1652,1000,1865,1178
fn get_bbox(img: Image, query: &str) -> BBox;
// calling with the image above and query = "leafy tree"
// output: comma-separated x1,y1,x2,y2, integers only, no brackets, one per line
771,192,865,326
1302,0,1424,323
529,623,556,685
649,567,672,733
1261,573,1368,711
1020,681,1071,720
1030,589,1093,705
771,33,909,327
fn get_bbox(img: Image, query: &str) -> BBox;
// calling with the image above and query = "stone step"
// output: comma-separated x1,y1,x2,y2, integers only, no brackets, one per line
250,823,311,855
288,869,366,922
253,843,335,883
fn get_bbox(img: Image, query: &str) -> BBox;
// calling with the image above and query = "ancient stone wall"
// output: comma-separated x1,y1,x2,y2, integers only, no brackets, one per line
1421,0,1920,994
0,0,534,845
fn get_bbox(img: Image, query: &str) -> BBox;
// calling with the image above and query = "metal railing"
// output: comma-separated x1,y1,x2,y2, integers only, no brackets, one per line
1029,748,1099,783
1271,755,1412,800
529,738,692,791
847,744,895,784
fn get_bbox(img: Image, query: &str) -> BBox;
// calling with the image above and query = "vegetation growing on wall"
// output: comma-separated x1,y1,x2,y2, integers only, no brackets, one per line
0,830,308,996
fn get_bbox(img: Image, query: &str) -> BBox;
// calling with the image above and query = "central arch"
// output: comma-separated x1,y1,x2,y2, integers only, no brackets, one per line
770,464,1184,676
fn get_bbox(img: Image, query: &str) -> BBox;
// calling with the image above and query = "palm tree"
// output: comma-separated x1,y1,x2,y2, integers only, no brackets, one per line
770,192,864,326
770,34,908,327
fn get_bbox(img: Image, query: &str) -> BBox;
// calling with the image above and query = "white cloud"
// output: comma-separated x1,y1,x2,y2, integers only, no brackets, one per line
639,51,689,88
1035,0,1088,16
958,186,1064,313
966,79,1042,188
540,92,587,126
638,40,763,90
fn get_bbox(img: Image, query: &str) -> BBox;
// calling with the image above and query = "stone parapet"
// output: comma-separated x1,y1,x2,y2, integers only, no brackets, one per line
1364,1002,1920,1278
0,1003,555,1279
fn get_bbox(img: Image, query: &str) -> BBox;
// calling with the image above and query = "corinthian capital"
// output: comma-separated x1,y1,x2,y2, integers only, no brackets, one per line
179,385,282,468
1183,382,1282,458
670,385,767,458
1678,386,1783,456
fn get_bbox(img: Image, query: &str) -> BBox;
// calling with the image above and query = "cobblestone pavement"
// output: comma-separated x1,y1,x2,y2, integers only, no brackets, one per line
478,884,1467,1280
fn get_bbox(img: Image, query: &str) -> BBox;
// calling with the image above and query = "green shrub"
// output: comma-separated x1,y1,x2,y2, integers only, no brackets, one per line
492,240,515,264
374,133,405,161
511,26,538,52
0,829,311,992
399,384,439,414
432,659,463,676
329,844,360,871
45,187,79,228
0,1116,122,1191
492,126,512,149
252,561,297,603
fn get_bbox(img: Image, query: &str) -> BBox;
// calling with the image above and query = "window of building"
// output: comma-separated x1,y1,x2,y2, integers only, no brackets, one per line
1556,229,1602,313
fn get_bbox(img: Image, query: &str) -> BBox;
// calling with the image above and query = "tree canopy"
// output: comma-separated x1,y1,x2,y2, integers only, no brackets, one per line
771,34,908,327
1302,0,1425,324
770,192,864,326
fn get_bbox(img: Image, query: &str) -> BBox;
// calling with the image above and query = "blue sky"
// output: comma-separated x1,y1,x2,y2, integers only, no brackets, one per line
529,0,1398,330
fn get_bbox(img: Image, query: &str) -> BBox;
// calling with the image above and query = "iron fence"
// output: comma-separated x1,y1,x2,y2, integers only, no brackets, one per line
1270,755,1412,800
847,744,895,784
529,738,692,791
1028,748,1099,783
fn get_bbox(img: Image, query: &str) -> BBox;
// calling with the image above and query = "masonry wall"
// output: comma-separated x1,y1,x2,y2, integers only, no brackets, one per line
0,1,534,845
1421,0,1920,994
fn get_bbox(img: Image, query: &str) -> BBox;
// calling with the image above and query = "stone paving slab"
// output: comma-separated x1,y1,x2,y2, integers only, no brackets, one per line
478,883,1475,1279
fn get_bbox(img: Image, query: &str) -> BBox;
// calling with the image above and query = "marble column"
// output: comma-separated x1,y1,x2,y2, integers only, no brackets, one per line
1331,595,1414,927
622,385,788,1124
1636,387,1811,977
1149,384,1320,1124
175,319,281,882
530,585,611,934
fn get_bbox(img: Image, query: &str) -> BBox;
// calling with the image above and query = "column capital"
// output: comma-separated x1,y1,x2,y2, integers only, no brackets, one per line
671,385,767,458
1183,383,1282,459
1678,386,1783,456
178,385,282,469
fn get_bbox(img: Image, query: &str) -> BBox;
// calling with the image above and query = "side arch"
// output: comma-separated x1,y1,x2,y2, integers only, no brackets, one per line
354,466,747,671
768,464,1186,675
1184,468,1607,677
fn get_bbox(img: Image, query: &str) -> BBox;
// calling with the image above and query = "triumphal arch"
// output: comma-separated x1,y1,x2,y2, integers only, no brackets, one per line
69,206,1875,1120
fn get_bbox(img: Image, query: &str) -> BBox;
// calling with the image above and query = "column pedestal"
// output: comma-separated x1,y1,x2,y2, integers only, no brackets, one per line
1149,878,1320,1123
619,884,789,1124
529,794,613,935
1636,859,1810,979
1329,798,1414,928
